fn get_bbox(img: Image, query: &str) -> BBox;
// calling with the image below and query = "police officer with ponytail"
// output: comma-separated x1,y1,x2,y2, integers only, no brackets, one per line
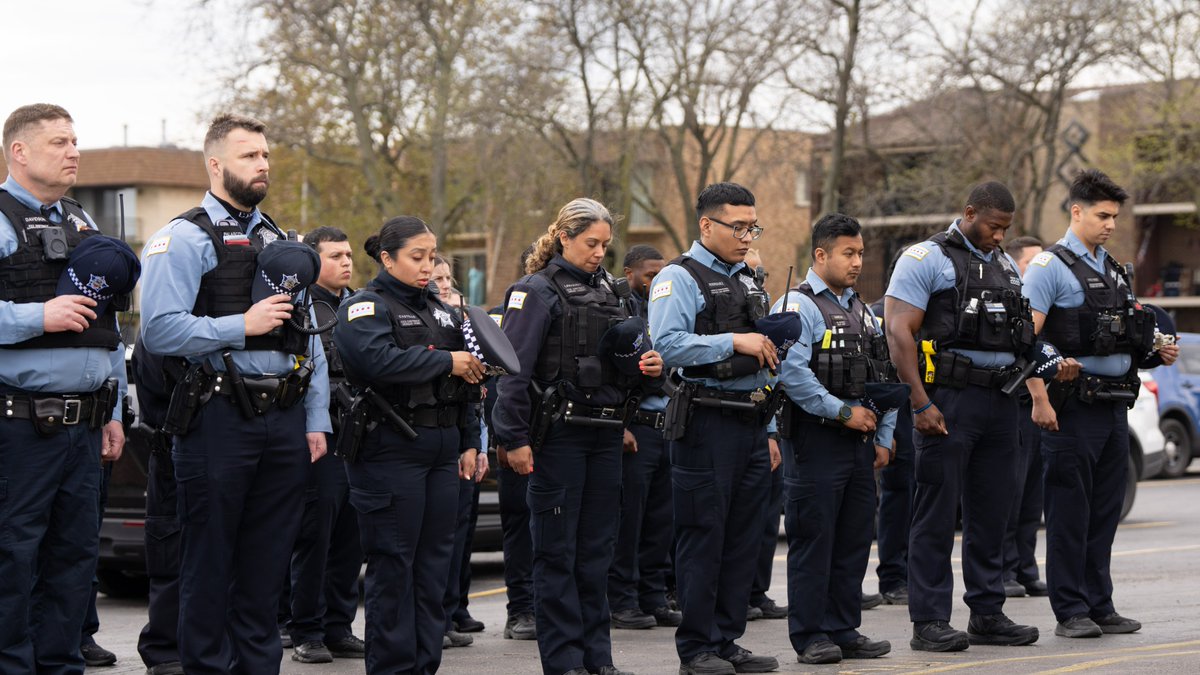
494,198,663,675
332,216,484,675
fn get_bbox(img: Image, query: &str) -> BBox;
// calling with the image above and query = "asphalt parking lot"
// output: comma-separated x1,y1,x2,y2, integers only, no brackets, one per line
90,471,1200,674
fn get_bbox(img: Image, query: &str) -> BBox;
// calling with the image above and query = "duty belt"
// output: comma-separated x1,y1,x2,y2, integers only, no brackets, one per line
1067,375,1138,403
562,400,631,429
692,386,770,411
396,405,462,428
631,409,666,430
961,366,1014,389
3,391,112,430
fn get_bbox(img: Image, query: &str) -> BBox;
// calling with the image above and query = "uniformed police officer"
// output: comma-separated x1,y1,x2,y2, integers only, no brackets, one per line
885,182,1041,651
331,216,484,675
1022,170,1179,638
286,225,366,663
608,244,682,631
648,182,781,675
0,103,132,675
495,198,662,675
139,113,331,675
774,213,896,664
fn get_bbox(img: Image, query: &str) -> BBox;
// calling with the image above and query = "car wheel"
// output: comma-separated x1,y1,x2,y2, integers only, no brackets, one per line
97,569,149,598
1159,418,1193,479
1120,452,1137,522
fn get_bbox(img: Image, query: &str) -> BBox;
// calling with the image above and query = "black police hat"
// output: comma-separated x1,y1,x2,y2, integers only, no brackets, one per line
1031,340,1064,381
754,312,803,361
56,235,141,315
1145,303,1176,337
463,304,521,376
600,316,652,377
862,382,912,417
252,241,321,302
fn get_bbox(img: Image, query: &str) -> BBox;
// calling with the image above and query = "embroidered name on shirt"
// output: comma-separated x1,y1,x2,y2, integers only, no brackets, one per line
347,302,375,322
396,314,423,327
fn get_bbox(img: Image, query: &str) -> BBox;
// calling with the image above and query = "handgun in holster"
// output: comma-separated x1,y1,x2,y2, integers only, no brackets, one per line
363,388,419,441
335,391,370,463
662,380,695,441
528,381,564,452
91,378,119,428
277,357,315,409
163,363,213,436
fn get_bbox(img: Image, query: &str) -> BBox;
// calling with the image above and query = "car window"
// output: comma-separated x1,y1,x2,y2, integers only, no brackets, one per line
1178,348,1200,375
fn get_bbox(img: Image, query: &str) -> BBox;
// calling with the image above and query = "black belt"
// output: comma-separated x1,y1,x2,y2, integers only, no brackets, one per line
963,366,1013,389
3,392,108,429
692,386,769,411
631,410,666,430
399,405,462,428
212,376,284,407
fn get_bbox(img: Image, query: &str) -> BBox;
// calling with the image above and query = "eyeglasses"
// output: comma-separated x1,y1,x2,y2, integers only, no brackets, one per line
708,216,764,240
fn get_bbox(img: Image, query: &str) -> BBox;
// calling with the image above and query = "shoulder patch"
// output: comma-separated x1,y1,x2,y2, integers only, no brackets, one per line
903,244,930,261
785,302,801,313
347,301,375,322
488,313,503,327
145,236,171,257
651,280,673,302
508,291,528,310
1031,251,1053,268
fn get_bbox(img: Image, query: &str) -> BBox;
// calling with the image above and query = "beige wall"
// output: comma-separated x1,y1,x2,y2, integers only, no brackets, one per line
133,186,208,245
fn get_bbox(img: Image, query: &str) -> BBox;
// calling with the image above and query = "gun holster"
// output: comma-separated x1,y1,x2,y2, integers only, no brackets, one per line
528,382,565,452
163,365,213,436
662,381,695,441
335,393,370,463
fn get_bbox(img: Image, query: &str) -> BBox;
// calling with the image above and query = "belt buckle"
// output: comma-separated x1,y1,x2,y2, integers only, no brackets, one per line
599,407,617,419
63,398,83,425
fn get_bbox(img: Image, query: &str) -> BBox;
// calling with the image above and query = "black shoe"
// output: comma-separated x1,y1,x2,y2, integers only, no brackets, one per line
752,598,788,619
797,640,841,664
653,605,682,627
81,641,117,667
1003,579,1027,598
326,635,366,658
1091,612,1141,634
837,635,891,659
679,652,735,675
1023,579,1048,596
564,669,591,675
882,587,909,605
611,607,657,629
292,641,334,664
504,613,537,640
1055,615,1103,638
967,613,1039,646
444,630,473,648
745,605,763,621
861,592,883,610
280,628,293,649
666,590,680,612
593,666,635,675
725,646,779,672
454,613,485,633
146,662,185,675
910,620,970,652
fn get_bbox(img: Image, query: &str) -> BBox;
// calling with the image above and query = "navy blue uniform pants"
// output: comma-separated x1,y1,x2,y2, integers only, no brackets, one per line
671,409,770,663
444,476,480,630
750,462,784,607
908,384,1019,623
499,463,534,617
782,420,876,652
138,447,181,669
453,478,481,623
347,424,459,675
876,409,914,594
608,421,674,613
174,396,308,675
529,422,623,675
0,418,101,675
1004,401,1044,585
82,461,113,645
1041,396,1128,622
288,449,362,645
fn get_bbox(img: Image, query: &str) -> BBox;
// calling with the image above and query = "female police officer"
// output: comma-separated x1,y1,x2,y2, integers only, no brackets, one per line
332,216,485,675
495,198,663,675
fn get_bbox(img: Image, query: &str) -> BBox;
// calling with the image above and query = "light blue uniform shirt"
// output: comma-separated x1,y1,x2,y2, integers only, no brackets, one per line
1021,229,1131,378
0,176,126,420
773,268,896,449
138,192,331,433
885,220,1019,368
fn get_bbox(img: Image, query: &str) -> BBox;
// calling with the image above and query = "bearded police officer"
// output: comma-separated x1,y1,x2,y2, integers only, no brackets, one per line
0,103,134,675
649,182,781,675
1022,170,1179,638
139,113,331,675
885,182,1041,652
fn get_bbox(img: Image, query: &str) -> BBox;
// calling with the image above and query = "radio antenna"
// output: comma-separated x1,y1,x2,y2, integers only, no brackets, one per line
779,265,794,313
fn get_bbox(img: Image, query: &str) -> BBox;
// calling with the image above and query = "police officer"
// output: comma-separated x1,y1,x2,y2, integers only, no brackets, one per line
0,103,132,675
495,198,661,675
648,182,780,675
885,182,1040,651
286,225,366,663
139,113,331,675
1002,235,1050,598
774,213,896,664
607,244,682,631
1022,169,1179,638
331,216,484,675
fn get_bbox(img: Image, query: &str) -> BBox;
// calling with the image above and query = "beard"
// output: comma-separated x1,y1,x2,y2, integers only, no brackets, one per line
223,169,269,208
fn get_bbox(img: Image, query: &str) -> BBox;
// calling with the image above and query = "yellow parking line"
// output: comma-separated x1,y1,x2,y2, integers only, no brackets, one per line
467,586,509,599
1140,477,1200,487
1033,650,1200,674
903,640,1200,674
1118,520,1174,529
1111,543,1200,557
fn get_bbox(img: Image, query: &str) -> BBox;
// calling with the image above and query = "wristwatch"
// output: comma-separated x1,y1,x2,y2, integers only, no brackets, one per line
837,404,853,424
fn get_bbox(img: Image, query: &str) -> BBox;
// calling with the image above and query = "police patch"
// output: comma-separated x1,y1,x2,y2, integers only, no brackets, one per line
145,236,170,256
508,291,527,310
1031,251,1053,267
785,302,801,313
903,244,930,261
347,301,375,322
651,280,672,302
489,313,503,327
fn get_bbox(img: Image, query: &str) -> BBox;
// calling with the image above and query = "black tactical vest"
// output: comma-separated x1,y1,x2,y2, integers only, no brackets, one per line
532,260,635,392
669,254,768,380
0,190,123,350
311,286,345,383
920,229,1034,355
177,207,307,354
368,284,477,409
1040,245,1154,357
794,282,891,398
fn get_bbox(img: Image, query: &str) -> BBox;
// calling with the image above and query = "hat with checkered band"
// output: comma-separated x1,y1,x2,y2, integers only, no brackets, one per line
252,240,321,302
462,304,521,376
600,316,653,377
862,382,912,417
56,234,141,316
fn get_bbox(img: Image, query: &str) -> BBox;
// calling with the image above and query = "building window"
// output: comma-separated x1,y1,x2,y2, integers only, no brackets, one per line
71,187,137,239
629,167,653,227
451,250,488,306
794,167,810,208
